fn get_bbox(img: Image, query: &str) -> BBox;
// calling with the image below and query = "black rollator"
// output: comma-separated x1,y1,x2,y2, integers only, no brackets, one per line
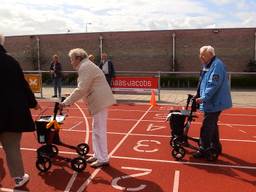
35,98,90,172
167,94,220,161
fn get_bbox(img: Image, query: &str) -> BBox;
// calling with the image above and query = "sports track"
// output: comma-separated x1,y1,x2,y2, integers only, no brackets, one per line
0,99,256,192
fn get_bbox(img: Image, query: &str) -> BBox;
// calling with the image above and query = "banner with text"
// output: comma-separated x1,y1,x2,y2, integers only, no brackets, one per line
111,76,159,94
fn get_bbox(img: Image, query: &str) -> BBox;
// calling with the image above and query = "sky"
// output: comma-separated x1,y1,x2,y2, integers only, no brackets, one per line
0,0,256,36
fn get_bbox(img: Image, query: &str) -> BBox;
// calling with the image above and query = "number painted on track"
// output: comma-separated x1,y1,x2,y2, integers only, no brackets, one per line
146,123,166,132
133,140,161,153
112,166,152,191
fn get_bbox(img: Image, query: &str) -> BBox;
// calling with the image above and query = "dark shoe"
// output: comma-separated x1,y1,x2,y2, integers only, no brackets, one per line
209,143,222,155
52,95,57,98
86,156,97,163
90,161,109,168
193,150,205,159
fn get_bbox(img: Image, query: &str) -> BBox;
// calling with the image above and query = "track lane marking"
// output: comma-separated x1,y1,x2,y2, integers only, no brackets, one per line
1,146,255,171
67,121,83,131
111,155,256,170
173,170,180,192
60,130,256,143
64,102,90,192
33,114,256,126
0,188,28,192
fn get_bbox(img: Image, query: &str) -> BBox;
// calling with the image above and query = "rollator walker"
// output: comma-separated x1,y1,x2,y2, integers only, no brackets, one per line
35,99,90,172
166,94,220,161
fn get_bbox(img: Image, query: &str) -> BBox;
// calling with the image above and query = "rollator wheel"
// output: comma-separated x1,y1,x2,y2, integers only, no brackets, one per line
71,157,86,172
36,156,52,172
76,143,90,156
170,137,175,147
37,145,59,158
172,147,185,161
37,146,47,157
172,137,183,147
50,145,59,157
205,148,219,162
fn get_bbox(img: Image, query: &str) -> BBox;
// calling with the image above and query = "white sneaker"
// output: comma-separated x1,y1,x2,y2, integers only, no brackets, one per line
86,156,97,163
14,173,30,187
90,161,109,168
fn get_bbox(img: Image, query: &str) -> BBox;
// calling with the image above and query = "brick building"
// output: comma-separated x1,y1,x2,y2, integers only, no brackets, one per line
4,27,256,72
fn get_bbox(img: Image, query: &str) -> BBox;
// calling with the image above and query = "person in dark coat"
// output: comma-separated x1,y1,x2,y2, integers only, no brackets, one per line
50,54,62,97
0,34,41,187
99,53,115,86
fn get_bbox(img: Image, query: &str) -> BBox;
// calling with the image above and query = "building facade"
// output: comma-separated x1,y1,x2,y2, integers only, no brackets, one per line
4,27,256,72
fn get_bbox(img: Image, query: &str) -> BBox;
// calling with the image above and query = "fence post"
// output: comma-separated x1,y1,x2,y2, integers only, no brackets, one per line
40,71,43,98
229,73,232,89
157,71,161,102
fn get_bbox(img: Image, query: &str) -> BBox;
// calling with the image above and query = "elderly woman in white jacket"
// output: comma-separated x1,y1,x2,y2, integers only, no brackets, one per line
61,48,116,168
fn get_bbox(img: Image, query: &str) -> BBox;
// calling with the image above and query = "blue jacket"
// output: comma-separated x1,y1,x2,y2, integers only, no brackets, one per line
199,57,232,112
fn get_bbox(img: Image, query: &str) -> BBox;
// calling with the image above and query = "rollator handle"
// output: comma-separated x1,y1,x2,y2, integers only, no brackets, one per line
53,102,60,120
186,94,194,110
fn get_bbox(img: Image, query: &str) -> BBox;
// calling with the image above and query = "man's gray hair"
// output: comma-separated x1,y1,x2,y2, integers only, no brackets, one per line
68,48,88,60
200,45,215,56
0,33,5,46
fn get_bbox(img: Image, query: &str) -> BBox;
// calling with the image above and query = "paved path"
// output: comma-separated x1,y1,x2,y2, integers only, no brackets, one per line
37,87,256,107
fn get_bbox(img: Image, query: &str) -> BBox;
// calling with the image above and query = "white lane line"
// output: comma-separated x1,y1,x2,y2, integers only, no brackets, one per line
111,155,256,170
239,130,247,134
76,105,153,192
224,113,256,117
64,102,90,192
221,138,256,143
61,130,256,143
1,138,255,156
0,188,27,192
64,172,78,192
67,121,83,131
72,102,90,143
33,114,256,126
2,145,256,170
173,170,180,192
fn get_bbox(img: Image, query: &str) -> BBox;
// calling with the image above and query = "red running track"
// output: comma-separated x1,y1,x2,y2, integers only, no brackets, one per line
0,100,256,192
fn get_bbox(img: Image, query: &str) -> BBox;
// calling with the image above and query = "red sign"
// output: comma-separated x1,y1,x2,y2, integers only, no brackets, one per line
111,77,159,94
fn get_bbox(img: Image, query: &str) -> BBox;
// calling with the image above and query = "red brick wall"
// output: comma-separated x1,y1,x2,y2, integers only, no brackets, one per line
4,28,256,72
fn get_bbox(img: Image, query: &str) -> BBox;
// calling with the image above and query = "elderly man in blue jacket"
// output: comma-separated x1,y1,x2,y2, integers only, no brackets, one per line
194,45,232,160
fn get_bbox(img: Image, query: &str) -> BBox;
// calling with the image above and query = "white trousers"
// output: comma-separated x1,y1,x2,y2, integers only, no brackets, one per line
92,108,109,162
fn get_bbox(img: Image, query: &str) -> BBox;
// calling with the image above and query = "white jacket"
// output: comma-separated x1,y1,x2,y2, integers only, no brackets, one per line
63,58,116,115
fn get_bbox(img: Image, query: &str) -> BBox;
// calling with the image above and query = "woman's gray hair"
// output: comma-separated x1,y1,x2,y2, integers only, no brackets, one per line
200,45,215,56
0,33,5,46
68,48,88,60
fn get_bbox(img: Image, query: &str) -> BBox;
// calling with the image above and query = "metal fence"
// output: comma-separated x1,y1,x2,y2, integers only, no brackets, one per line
24,70,256,98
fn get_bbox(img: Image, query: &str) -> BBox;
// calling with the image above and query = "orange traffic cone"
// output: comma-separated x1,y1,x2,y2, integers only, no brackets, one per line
150,90,157,107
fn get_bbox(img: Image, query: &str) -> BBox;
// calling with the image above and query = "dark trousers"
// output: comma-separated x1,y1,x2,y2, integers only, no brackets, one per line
53,77,62,97
105,74,112,86
199,111,221,151
0,132,24,177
